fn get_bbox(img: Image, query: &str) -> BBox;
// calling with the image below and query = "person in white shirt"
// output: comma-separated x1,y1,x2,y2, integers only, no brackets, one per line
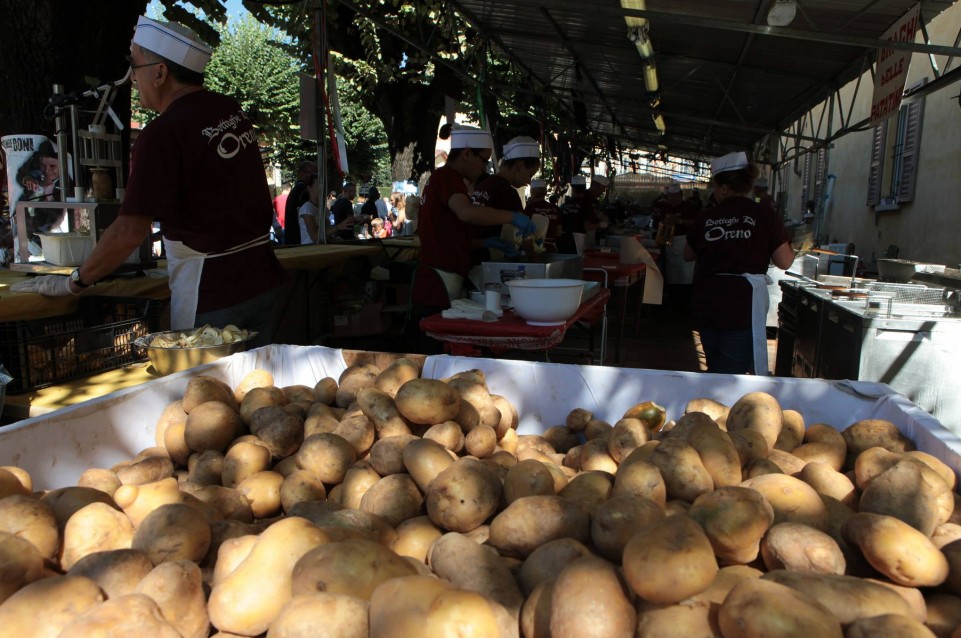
298,175,321,244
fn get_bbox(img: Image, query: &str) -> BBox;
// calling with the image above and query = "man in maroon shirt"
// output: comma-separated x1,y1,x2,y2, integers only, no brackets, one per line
408,125,536,352
525,178,562,242
471,135,541,251
13,16,287,346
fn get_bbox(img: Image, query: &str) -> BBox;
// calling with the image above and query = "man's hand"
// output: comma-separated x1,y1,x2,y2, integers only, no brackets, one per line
10,275,76,296
510,212,536,238
484,237,518,258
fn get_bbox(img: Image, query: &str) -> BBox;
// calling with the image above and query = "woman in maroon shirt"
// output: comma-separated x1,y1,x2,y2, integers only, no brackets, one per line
685,152,794,374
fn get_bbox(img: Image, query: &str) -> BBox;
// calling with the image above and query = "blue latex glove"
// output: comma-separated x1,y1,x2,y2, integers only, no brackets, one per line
484,237,517,258
510,211,536,238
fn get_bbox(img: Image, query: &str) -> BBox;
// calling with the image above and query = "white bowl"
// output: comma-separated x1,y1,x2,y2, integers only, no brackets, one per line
505,278,585,325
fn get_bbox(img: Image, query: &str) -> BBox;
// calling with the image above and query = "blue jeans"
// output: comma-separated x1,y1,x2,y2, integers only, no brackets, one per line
194,287,280,349
699,327,755,374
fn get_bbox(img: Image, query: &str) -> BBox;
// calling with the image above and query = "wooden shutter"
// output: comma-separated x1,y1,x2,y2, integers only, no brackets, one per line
896,97,925,203
866,123,886,206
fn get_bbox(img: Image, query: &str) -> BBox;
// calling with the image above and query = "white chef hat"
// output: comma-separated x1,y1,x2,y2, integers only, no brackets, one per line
571,175,587,186
529,178,546,189
450,125,493,150
134,16,212,73
754,177,769,189
592,174,610,186
711,151,749,176
502,136,539,161
666,182,682,194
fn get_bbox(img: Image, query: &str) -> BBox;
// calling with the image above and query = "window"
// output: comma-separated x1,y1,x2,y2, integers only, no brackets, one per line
866,80,926,208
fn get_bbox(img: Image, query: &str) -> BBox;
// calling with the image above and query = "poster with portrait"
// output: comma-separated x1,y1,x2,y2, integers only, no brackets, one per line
0,134,67,260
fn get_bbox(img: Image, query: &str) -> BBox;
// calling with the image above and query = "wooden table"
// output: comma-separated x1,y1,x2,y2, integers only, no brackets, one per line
420,288,610,363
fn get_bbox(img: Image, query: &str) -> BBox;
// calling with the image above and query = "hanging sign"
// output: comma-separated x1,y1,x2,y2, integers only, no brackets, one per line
870,3,920,124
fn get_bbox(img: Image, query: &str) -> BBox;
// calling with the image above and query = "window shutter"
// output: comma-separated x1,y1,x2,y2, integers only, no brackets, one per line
866,123,886,206
896,97,925,203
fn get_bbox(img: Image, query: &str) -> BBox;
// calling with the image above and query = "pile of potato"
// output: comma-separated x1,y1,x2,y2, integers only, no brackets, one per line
2,358,961,637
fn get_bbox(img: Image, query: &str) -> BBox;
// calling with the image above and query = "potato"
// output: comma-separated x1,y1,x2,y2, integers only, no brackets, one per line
399,439,452,494
684,397,730,424
428,532,525,622
155,399,189,449
356,387,413,438
268,593,369,638
0,494,58,560
650,438,714,502
490,394,518,438
39,486,117,530
517,538,593,597
222,440,272,489
136,560,209,638
591,494,663,562
369,435,418,476
60,592,184,636
565,408,592,432
583,418,613,441
729,428,769,467
859,457,953,535
791,441,844,472
336,363,380,408
236,471,285,519
853,446,903,490
685,422,741,488
465,425,498,459
391,515,443,563
718,577,842,638
623,514,718,604
61,501,136,570
744,457,784,478
498,427,519,456
424,421,466,452
375,357,421,397
279,470,327,513
183,375,236,413
133,503,212,565
634,600,715,638
208,517,330,635
845,614,936,638
726,391,783,450
68,548,154,600
0,575,104,638
740,473,829,531
193,485,254,523
543,425,579,454
296,433,357,485
360,474,424,527
291,538,416,602
234,369,274,404
558,470,613,512
688,486,774,565
248,406,305,459
334,412,376,456
760,522,845,574
687,564,763,606
521,580,553,638
549,556,636,638
239,386,288,425
763,569,919,624
605,418,649,463
426,458,501,533
0,531,44,604
313,377,338,404
370,575,504,638
843,418,915,463
926,593,961,638
488,495,590,558
767,448,808,475
394,379,462,425
774,409,805,451
796,461,857,507
448,377,501,432
623,401,667,432
185,401,242,453
612,457,666,507
187,450,225,486
503,459,555,504
303,409,340,438
842,512,949,587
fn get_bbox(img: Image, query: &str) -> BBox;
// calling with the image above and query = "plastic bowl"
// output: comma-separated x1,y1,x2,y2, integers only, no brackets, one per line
877,258,920,283
505,279,585,325
134,330,258,376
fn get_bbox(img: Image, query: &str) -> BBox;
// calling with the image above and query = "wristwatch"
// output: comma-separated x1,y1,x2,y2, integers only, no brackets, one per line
70,268,91,288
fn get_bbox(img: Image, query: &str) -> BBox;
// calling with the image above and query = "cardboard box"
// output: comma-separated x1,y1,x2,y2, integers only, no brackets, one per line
1,345,960,490
333,303,390,337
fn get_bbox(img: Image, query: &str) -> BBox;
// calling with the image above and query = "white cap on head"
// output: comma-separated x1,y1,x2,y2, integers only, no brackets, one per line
571,175,587,186
711,151,749,176
666,182,682,194
502,136,539,161
592,174,610,186
754,177,769,189
529,178,546,189
450,125,493,150
134,16,212,73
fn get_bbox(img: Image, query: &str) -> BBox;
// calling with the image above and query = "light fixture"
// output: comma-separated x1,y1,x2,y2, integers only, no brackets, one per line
627,24,653,59
766,0,797,27
643,61,659,93
652,112,666,133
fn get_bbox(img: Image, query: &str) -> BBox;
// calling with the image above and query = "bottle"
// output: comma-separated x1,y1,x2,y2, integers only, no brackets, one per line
517,265,526,280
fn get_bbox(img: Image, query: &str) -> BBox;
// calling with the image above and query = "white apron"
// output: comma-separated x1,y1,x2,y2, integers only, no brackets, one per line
664,236,695,285
163,234,270,330
728,273,773,376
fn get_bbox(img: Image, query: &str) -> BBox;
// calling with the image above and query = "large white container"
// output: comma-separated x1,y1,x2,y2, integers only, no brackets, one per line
0,346,959,490
38,232,93,266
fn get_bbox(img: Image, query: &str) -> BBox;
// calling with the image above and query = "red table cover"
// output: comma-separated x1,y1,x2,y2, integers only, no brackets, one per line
583,251,646,288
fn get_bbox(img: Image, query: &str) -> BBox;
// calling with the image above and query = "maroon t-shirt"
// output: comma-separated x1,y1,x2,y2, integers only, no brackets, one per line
413,164,473,308
686,196,791,330
471,175,521,240
525,198,562,238
653,199,699,236
121,90,287,313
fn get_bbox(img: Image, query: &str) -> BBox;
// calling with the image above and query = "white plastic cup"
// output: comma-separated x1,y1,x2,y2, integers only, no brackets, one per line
485,289,502,312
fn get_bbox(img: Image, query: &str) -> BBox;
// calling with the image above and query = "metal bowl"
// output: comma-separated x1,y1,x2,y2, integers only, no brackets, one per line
134,330,258,376
877,258,920,283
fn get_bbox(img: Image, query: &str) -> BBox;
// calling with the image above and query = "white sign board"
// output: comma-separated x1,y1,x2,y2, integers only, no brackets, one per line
870,3,921,124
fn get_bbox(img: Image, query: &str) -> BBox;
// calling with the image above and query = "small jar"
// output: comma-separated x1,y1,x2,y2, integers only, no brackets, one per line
90,168,113,201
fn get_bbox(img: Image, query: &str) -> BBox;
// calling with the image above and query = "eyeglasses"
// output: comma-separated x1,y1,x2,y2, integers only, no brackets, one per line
126,54,162,71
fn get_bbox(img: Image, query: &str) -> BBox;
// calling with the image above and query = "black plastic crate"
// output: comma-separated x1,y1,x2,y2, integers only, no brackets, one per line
0,296,165,394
